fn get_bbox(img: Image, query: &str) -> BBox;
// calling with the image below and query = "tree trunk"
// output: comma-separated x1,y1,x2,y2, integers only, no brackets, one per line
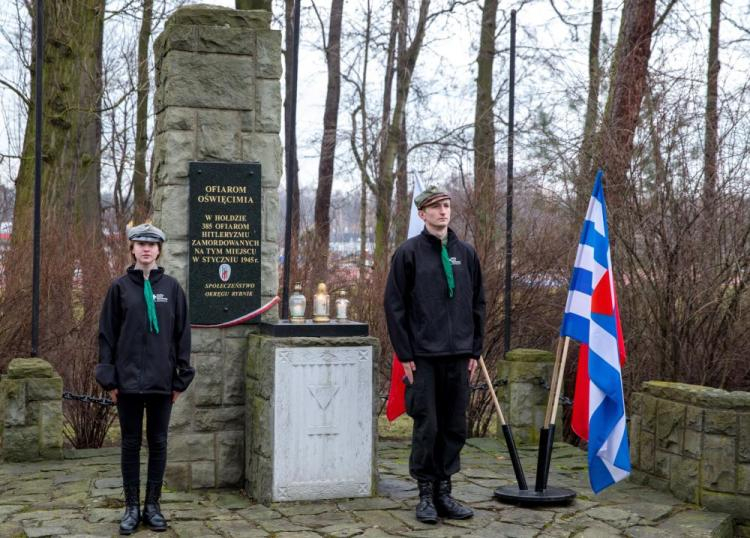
575,0,603,215
703,0,721,221
373,0,430,272
132,0,153,224
392,10,409,247
9,0,105,341
311,0,344,286
473,0,498,258
586,0,656,215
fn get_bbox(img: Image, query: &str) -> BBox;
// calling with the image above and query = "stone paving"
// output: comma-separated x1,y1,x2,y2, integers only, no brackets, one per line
0,438,738,537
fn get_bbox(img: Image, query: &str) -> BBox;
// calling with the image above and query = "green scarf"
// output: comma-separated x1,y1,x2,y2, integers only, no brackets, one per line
144,279,160,334
440,241,455,298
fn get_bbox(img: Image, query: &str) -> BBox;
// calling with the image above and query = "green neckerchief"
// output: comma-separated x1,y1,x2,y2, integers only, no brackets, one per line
143,279,160,333
440,236,455,298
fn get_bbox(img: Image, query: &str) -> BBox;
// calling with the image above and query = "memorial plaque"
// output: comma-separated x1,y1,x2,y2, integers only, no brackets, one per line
189,162,262,325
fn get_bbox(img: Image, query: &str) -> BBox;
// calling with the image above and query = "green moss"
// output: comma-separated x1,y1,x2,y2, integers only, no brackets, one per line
504,348,555,363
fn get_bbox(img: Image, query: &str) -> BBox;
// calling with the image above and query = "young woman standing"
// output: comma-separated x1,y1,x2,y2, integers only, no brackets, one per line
95,223,194,535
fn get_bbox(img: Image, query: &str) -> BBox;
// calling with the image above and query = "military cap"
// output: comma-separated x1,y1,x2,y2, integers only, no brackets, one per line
414,185,451,210
128,223,166,243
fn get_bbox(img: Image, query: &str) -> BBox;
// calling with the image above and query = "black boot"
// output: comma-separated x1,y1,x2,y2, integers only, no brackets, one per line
415,480,439,523
142,481,168,532
434,479,473,520
119,484,140,535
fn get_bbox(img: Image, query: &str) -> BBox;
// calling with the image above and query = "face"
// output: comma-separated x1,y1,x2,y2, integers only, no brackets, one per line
131,241,160,266
419,199,451,230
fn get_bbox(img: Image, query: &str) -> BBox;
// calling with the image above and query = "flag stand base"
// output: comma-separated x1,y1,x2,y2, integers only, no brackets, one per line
493,426,576,506
493,485,576,506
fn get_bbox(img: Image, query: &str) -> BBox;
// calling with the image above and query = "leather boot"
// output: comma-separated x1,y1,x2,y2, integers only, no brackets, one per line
415,480,439,523
434,479,473,519
119,484,140,535
142,481,168,532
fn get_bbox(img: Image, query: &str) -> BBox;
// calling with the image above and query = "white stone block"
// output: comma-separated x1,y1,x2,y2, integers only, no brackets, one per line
273,346,373,501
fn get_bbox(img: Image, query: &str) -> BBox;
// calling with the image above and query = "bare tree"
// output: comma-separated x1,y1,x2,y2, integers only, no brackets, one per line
702,0,721,222
132,0,154,223
310,0,345,287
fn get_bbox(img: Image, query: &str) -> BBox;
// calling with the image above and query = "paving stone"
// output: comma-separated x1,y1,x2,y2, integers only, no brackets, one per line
319,522,368,537
290,511,357,528
626,526,677,538
206,520,269,537
274,501,338,516
92,477,122,489
85,508,121,523
236,504,282,521
0,505,24,522
657,509,734,537
586,505,643,528
352,509,409,532
616,501,675,523
337,497,401,511
466,520,538,537
256,517,311,532
0,437,744,538
24,526,71,537
172,520,222,536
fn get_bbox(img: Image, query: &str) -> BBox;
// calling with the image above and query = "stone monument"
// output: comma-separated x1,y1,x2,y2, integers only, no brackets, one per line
150,4,282,489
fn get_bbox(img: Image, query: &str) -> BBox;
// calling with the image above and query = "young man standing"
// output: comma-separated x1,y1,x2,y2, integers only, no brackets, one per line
384,186,486,523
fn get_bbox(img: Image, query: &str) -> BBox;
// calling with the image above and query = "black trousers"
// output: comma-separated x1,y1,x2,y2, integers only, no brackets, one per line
117,393,173,486
405,357,469,482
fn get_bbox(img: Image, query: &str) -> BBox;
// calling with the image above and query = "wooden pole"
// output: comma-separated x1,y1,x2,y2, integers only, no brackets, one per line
549,337,571,426
543,337,564,426
479,355,506,425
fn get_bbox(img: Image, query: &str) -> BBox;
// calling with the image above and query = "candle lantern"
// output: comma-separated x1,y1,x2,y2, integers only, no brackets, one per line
335,289,350,321
312,282,330,322
289,282,306,322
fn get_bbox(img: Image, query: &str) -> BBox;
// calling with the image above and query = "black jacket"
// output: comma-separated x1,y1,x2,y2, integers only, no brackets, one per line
96,266,195,394
384,228,485,362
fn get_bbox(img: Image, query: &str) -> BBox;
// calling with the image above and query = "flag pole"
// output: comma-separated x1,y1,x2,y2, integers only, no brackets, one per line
534,336,570,492
549,337,571,426
494,341,575,504
478,356,527,490
543,337,564,427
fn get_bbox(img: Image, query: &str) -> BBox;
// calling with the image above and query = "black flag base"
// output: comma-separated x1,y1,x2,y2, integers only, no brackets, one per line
493,425,576,506
493,485,576,506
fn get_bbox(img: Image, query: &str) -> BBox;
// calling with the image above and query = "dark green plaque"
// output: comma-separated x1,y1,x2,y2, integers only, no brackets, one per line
189,162,262,325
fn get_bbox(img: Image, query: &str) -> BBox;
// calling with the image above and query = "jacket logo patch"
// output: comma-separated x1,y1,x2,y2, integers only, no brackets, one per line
154,294,169,303
449,257,462,266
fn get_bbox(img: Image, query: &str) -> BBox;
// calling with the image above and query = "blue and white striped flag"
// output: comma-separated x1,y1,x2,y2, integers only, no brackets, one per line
561,170,630,493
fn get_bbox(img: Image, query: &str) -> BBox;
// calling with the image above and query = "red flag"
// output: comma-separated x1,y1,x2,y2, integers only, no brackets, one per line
571,279,626,441
386,354,406,421
571,344,590,439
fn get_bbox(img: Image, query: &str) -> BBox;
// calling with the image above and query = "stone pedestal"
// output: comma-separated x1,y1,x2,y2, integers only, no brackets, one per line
151,4,282,490
496,348,562,444
246,334,379,503
0,358,63,462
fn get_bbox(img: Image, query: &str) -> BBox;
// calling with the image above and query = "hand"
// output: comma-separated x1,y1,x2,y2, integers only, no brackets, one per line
109,389,118,404
172,391,181,403
468,358,477,377
402,361,416,385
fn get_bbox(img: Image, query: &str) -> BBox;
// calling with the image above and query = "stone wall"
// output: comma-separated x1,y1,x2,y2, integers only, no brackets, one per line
0,358,63,462
629,381,750,523
151,5,282,490
496,348,562,444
